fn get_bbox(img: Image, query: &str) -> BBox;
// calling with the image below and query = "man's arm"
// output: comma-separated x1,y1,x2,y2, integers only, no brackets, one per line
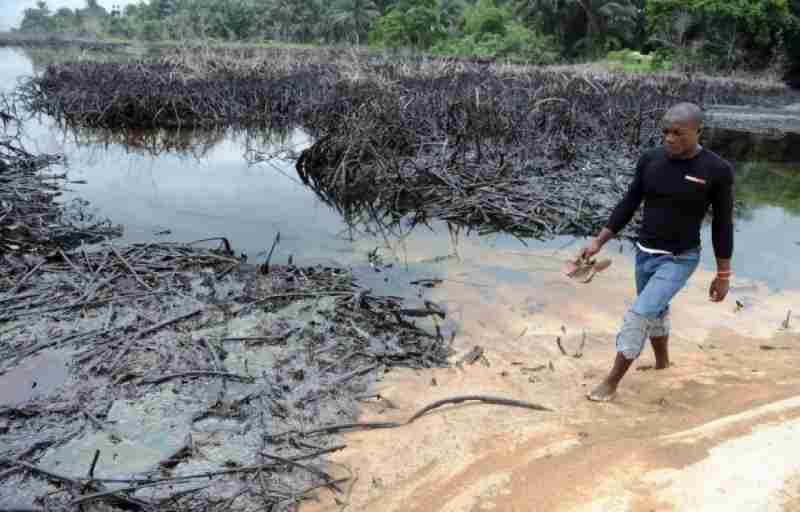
580,158,645,259
709,164,734,302
605,161,646,237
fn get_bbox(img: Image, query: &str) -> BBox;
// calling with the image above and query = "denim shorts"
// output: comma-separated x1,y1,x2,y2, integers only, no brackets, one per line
616,246,701,359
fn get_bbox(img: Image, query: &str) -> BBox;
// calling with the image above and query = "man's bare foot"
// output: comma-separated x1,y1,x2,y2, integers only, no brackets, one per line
587,380,617,402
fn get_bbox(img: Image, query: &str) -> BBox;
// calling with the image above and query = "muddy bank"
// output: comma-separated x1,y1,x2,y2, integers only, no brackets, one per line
0,117,474,511
295,239,800,512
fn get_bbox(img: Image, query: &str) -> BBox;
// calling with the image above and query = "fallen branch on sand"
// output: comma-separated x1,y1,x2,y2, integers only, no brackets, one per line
271,394,552,439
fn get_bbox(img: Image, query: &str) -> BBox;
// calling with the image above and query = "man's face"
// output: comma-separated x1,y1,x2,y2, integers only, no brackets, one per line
662,120,701,159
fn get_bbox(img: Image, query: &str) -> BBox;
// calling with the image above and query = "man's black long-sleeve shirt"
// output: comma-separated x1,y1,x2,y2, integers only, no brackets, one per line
606,147,734,259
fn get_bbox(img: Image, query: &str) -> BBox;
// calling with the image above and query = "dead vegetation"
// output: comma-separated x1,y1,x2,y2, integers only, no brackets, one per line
290,67,703,239
0,106,554,511
0,237,457,511
12,50,785,240
20,50,792,130
0,112,120,276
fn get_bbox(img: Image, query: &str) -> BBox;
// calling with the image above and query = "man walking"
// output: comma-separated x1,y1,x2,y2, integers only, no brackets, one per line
580,102,734,402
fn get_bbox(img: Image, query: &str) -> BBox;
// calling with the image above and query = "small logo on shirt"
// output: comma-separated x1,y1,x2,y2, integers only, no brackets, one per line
685,175,706,185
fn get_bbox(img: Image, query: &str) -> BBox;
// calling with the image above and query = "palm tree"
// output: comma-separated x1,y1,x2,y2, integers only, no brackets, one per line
268,0,308,42
331,0,380,44
581,0,638,52
515,0,638,54
436,0,465,34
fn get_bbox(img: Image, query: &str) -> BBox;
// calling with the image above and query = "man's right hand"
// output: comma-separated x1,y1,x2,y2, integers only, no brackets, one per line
576,228,615,262
577,239,603,262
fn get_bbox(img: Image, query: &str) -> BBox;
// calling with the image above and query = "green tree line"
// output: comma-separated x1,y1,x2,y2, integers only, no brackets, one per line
12,0,800,72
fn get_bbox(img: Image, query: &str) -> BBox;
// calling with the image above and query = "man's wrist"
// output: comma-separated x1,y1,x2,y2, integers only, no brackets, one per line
595,228,615,248
715,258,731,274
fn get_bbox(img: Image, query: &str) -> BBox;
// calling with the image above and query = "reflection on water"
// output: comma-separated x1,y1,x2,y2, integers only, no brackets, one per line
1,46,800,293
700,161,800,290
53,126,354,263
65,125,232,159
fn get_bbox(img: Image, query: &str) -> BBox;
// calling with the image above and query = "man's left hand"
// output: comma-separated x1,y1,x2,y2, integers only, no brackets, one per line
709,278,729,302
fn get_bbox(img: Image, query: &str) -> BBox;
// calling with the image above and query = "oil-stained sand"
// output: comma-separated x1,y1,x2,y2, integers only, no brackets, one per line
302,242,800,512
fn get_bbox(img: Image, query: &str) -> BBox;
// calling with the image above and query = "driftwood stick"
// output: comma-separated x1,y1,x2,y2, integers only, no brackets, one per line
8,260,45,295
281,477,351,504
110,244,152,290
259,453,337,488
261,231,281,275
141,371,255,385
556,337,568,356
109,308,203,373
331,364,379,386
77,463,286,485
136,307,204,339
70,480,170,507
13,460,81,486
87,449,101,479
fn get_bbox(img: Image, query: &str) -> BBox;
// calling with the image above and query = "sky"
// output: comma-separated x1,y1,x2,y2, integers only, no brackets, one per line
1,0,140,31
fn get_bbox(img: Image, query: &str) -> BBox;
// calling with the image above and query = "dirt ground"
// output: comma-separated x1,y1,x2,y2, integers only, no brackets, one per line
301,242,800,512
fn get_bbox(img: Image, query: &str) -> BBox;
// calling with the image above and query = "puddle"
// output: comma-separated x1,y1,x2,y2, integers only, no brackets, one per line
39,389,198,478
0,349,72,407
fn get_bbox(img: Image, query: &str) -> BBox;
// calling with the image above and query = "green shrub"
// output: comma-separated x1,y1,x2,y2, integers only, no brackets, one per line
369,5,444,49
606,48,669,72
462,0,508,37
433,22,556,63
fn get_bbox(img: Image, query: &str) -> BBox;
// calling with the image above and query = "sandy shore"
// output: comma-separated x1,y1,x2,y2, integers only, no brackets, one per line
302,241,800,511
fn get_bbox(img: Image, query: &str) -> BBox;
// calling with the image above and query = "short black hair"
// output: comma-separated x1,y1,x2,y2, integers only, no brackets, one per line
663,102,704,127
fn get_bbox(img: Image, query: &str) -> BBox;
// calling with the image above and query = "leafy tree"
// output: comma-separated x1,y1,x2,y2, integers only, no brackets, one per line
433,0,557,61
462,0,508,36
19,1,55,33
266,0,331,42
370,0,445,49
51,8,78,33
331,0,381,43
138,19,164,40
435,0,465,34
647,0,799,70
515,0,638,55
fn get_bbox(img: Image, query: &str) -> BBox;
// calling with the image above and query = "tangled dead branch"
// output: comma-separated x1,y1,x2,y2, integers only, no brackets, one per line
288,64,758,239
0,120,494,511
20,51,790,130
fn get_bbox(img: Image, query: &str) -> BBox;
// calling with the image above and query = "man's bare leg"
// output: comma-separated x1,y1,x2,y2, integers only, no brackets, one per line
651,336,669,369
587,352,634,401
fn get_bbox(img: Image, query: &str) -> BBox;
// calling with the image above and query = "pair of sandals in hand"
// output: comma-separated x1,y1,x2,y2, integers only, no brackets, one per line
564,256,612,283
